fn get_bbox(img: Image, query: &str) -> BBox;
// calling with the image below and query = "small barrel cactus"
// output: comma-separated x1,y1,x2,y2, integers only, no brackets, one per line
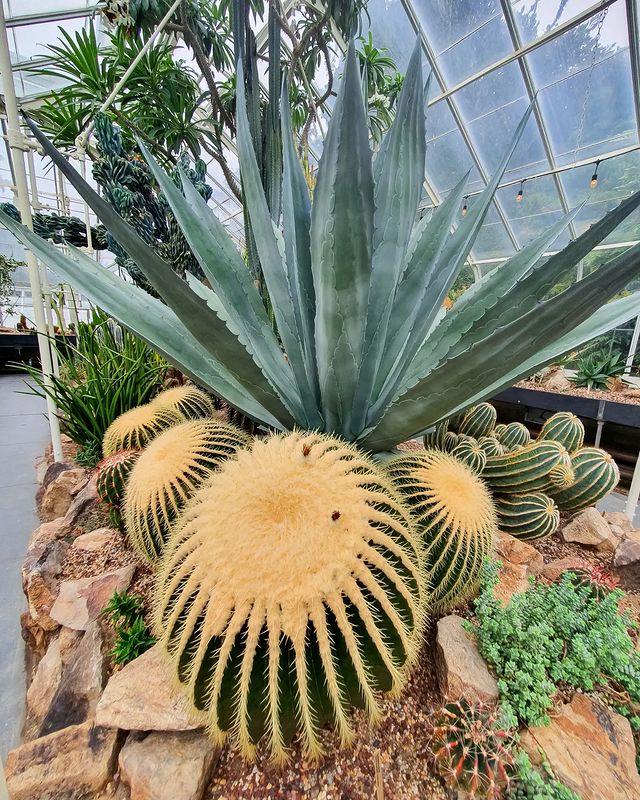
548,447,620,513
478,436,504,457
451,439,487,475
124,420,251,562
494,491,560,541
457,402,497,439
495,421,530,452
103,404,182,456
424,420,448,451
442,431,460,452
482,440,573,495
387,450,496,612
564,565,619,600
430,698,514,798
151,385,215,420
96,449,140,509
538,411,585,454
154,432,426,762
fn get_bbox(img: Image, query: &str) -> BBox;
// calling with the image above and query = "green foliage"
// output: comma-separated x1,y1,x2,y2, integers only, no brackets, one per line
571,349,627,390
0,202,107,251
473,562,640,727
357,32,405,143
507,751,581,800
0,253,20,313
73,440,102,469
102,589,145,627
109,615,156,666
22,310,166,451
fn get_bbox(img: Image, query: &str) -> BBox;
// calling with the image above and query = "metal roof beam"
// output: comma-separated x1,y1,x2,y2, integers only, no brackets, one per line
5,5,98,28
625,0,640,139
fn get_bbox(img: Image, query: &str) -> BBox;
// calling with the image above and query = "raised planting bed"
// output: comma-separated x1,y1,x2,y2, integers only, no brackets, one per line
0,332,77,369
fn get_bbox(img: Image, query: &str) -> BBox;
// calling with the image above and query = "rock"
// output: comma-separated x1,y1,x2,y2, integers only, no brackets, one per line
40,467,88,522
521,693,640,800
493,561,529,606
36,462,74,510
610,524,627,539
26,637,63,727
44,434,81,464
435,615,498,704
50,565,135,631
96,644,202,731
561,507,619,552
614,537,640,568
59,474,99,535
29,518,68,547
545,371,572,391
541,556,590,582
5,722,120,800
22,537,69,631
603,511,634,535
20,611,48,657
73,528,119,552
40,622,106,736
495,531,544,576
118,730,218,800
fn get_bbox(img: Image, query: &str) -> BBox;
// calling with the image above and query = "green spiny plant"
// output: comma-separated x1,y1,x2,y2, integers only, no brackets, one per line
6,39,640,451
548,447,620,513
150,385,215,420
451,438,487,475
386,450,496,612
481,441,573,495
102,589,145,627
537,412,584,454
478,436,504,458
424,420,448,451
563,566,619,601
495,422,530,452
110,615,156,666
74,440,103,469
494,492,560,541
457,403,498,439
442,431,460,453
430,697,514,799
124,419,251,562
96,449,140,508
154,431,426,762
571,349,626,391
102,403,182,456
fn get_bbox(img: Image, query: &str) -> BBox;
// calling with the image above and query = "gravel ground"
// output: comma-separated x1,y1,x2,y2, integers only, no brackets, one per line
517,379,640,405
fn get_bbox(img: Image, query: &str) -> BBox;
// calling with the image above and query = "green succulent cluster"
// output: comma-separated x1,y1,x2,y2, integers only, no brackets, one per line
102,589,155,666
0,201,107,251
506,751,581,800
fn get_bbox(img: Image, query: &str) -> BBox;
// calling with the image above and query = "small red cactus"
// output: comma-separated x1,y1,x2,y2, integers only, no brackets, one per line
430,698,514,798
566,565,618,600
96,449,140,509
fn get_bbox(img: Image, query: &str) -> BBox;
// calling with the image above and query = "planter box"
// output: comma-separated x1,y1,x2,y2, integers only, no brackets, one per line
0,333,76,369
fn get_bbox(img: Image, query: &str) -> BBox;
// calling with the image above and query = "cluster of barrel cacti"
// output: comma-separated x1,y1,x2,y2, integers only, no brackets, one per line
425,404,620,540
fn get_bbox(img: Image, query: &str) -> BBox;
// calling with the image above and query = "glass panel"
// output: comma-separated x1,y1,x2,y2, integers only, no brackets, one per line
497,174,566,241
425,128,481,194
468,202,517,259
4,0,93,15
361,0,417,72
437,13,513,86
11,17,87,62
413,0,503,55
512,0,607,45
453,60,527,121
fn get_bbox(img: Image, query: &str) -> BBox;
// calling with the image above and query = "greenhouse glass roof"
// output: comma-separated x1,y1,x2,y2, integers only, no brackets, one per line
1,0,639,267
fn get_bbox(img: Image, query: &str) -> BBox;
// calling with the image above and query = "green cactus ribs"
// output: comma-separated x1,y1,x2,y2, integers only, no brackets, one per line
482,440,573,495
549,447,620,513
494,492,560,541
96,449,140,509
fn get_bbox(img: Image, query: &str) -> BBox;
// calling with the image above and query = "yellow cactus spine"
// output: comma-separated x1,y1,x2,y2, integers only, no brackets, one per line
102,404,183,456
154,432,426,763
124,420,252,562
151,385,215,420
386,450,496,612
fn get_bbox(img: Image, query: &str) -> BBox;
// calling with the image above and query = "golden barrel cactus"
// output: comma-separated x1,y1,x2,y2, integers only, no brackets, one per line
387,450,497,612
124,420,251,562
102,404,182,456
154,432,426,762
151,385,215,420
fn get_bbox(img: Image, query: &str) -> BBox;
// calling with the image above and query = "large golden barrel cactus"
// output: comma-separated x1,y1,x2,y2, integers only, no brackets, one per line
154,432,426,762
151,385,215,420
102,404,182,456
124,420,251,562
386,450,497,612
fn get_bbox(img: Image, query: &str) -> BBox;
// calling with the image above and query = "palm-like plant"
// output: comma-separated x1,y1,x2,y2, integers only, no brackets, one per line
4,41,640,452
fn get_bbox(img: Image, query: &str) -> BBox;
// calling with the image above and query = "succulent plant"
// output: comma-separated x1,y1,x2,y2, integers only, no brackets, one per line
430,698,514,798
482,440,573,495
457,403,497,439
424,420,448,451
564,565,619,600
538,411,585,454
495,421,531,452
7,40,640,451
442,431,460,453
548,447,620,513
154,431,426,761
451,438,487,475
102,404,182,456
494,491,560,541
124,419,251,562
151,385,215,420
0,201,108,250
386,450,496,612
478,436,504,458
96,449,140,508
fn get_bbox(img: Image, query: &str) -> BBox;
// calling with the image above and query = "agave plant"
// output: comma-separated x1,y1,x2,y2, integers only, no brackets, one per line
3,40,640,451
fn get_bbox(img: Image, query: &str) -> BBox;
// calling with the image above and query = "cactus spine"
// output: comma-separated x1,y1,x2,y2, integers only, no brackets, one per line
102,404,183,456
387,450,496,612
565,566,618,600
457,403,497,439
96,449,140,508
482,440,573,494
494,492,560,540
548,447,620,513
151,385,215,420
538,412,585,454
124,420,251,562
155,432,426,762
495,421,530,452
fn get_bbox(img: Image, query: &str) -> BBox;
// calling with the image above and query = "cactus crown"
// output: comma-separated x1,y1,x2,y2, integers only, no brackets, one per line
124,419,251,562
102,404,182,456
155,431,426,762
387,450,496,611
151,385,215,420
431,698,514,798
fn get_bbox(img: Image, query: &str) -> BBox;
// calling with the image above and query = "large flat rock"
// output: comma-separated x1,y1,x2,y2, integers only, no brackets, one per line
50,565,135,630
435,614,498,704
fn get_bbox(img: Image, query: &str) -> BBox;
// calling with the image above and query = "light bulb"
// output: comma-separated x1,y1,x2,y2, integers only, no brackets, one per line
516,189,523,202
590,173,598,188
462,200,468,216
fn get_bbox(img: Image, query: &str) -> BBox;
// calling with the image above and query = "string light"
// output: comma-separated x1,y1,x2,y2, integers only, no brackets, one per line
461,196,468,216
590,160,600,188
516,179,525,203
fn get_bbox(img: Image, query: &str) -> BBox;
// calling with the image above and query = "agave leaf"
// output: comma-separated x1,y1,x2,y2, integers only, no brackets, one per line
22,116,296,429
235,62,321,428
351,40,427,433
363,241,640,451
280,78,318,395
0,211,284,428
370,104,534,425
137,141,303,418
310,40,374,434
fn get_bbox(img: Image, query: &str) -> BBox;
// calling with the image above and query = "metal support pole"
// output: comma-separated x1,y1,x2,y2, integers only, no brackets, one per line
626,449,640,524
624,315,640,375
0,2,63,462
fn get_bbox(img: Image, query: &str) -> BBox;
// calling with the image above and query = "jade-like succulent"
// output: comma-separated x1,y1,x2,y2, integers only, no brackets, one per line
154,431,426,762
